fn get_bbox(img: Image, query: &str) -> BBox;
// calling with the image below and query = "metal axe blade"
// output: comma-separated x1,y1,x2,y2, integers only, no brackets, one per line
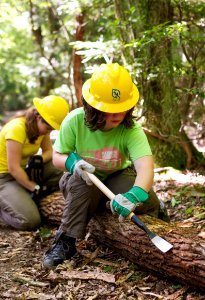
129,212,173,253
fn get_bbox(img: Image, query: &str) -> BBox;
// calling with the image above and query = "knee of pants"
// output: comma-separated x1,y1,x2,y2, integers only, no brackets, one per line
16,215,41,230
23,214,41,230
1,210,41,230
59,172,72,194
59,173,99,202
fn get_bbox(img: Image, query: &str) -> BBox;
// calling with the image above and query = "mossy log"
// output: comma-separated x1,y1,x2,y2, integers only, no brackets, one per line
39,192,205,291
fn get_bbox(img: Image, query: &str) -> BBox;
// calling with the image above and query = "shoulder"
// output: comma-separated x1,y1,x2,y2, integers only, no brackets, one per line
132,120,143,129
65,107,84,120
4,117,26,132
124,121,149,143
125,121,145,134
61,107,84,127
3,117,26,142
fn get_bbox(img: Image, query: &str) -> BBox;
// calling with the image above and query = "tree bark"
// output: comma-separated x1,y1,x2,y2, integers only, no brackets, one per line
73,13,85,107
89,213,205,291
39,192,205,291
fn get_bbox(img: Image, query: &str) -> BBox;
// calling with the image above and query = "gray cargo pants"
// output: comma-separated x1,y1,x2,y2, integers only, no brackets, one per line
0,161,63,230
59,168,160,239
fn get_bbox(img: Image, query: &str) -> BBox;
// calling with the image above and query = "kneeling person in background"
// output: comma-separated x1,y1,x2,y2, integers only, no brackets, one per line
0,95,69,230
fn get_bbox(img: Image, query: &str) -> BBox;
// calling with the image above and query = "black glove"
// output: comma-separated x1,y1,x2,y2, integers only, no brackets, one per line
31,184,48,201
26,155,44,184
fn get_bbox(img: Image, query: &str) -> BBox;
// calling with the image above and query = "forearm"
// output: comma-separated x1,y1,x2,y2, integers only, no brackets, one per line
52,150,68,171
10,167,36,192
133,170,154,192
41,135,53,163
133,156,154,192
41,149,52,163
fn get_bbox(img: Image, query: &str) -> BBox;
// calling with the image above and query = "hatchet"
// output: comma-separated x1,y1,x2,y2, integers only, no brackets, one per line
85,171,173,253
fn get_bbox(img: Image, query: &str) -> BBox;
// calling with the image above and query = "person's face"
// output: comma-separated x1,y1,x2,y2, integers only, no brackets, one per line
102,111,127,131
36,115,54,135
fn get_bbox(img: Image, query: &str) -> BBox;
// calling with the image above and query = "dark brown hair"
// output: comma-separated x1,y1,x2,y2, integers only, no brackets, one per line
25,107,41,143
82,97,135,131
11,107,40,143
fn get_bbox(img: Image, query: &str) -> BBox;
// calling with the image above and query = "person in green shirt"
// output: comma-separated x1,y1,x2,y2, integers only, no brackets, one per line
0,95,69,230
43,63,169,269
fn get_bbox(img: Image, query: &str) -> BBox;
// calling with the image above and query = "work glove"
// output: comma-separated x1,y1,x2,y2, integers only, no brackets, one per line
110,186,149,221
25,155,44,184
65,152,95,185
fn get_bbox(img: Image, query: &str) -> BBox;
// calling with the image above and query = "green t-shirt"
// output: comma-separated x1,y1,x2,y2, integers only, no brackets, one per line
54,107,152,180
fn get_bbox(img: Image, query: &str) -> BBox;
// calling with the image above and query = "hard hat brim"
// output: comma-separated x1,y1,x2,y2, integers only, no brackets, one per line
82,79,139,113
33,98,60,130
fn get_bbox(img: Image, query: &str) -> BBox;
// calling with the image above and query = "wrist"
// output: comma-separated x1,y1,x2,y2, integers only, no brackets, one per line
33,184,40,193
65,152,82,173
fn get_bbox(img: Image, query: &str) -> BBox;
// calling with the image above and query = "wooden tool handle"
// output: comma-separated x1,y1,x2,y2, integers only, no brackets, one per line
86,172,115,200
85,171,173,253
86,172,133,220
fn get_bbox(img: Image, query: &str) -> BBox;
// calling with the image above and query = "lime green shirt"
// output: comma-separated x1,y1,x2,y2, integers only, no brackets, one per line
54,107,152,180
0,117,44,173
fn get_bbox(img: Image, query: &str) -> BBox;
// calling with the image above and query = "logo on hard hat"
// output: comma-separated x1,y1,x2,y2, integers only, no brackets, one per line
112,89,120,101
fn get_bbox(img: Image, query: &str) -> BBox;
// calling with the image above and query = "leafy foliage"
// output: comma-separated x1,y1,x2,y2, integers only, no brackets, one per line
0,0,205,168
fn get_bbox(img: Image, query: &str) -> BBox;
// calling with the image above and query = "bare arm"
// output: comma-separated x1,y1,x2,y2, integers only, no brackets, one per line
6,140,36,191
40,135,53,162
133,156,154,192
52,149,68,171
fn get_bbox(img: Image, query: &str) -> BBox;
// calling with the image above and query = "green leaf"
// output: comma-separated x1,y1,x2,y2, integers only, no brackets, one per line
38,227,52,239
171,197,181,207
185,207,194,216
103,265,113,273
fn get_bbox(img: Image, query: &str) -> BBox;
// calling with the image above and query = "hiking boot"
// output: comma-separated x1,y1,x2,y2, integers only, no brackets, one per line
158,200,170,223
43,233,76,269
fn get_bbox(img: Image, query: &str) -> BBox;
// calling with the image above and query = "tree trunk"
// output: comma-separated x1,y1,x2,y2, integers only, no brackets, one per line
113,0,136,63
39,192,205,291
73,13,85,107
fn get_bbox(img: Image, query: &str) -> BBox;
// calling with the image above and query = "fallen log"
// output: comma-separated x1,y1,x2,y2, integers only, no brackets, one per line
89,213,205,291
39,192,205,291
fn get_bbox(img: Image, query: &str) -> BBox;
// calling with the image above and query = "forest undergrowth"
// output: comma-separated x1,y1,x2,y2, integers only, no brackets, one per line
0,167,205,300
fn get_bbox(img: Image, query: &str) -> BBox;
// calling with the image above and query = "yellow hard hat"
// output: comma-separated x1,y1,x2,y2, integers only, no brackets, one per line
33,95,69,130
82,63,139,113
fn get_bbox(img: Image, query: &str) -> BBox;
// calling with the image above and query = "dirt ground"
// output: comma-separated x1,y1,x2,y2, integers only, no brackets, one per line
0,168,205,300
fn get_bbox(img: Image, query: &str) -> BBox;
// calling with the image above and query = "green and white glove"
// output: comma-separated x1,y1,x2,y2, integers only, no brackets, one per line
65,152,95,185
110,186,149,220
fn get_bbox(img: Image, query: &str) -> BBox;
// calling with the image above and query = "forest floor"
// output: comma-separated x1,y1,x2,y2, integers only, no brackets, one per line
0,168,205,300
0,111,205,299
